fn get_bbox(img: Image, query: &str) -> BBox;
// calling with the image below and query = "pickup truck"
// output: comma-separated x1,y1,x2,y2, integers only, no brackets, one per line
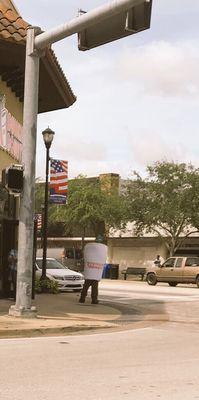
146,256,199,287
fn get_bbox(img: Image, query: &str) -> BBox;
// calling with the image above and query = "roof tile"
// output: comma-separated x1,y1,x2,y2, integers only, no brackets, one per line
0,0,76,108
0,28,10,38
6,24,15,34
4,8,18,22
0,3,28,42
0,17,10,27
12,31,23,41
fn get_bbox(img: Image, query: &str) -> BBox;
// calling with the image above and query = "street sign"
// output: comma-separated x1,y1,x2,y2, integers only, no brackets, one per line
78,0,152,51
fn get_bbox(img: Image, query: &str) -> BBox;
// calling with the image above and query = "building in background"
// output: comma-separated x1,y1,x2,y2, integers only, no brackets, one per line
36,172,199,274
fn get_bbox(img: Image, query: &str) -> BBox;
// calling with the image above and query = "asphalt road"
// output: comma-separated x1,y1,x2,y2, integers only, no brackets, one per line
1,280,199,400
1,324,199,400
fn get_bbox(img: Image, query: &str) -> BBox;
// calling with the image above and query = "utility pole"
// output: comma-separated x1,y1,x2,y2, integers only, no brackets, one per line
9,26,40,317
9,0,152,317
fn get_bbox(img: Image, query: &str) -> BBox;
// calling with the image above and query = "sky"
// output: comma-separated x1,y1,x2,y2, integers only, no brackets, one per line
14,0,199,180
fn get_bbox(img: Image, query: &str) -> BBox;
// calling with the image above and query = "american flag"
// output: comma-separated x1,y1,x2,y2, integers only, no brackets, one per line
50,159,68,204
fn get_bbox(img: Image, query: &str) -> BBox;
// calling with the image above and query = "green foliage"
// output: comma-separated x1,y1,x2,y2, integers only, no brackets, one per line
35,277,59,294
50,175,125,242
35,181,68,237
35,180,45,213
124,161,199,256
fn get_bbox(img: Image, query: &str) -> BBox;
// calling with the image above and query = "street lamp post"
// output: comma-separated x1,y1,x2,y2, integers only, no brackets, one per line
41,127,55,280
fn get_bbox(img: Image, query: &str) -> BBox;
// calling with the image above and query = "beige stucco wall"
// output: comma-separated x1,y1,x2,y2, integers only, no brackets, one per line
107,237,167,270
0,150,16,173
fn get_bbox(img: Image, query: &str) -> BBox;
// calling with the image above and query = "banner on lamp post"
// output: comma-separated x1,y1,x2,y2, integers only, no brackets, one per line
35,214,42,233
49,159,68,204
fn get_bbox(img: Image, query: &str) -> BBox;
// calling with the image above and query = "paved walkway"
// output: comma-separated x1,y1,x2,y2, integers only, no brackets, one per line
1,281,199,338
0,292,121,338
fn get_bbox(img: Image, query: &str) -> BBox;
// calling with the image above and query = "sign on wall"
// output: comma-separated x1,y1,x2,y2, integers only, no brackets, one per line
0,99,23,162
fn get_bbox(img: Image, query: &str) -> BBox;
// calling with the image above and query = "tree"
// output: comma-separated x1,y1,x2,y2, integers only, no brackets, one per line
50,175,124,247
124,161,199,256
35,179,45,213
35,180,66,237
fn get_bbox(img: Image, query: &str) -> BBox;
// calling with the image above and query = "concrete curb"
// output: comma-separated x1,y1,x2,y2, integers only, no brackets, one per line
0,323,117,339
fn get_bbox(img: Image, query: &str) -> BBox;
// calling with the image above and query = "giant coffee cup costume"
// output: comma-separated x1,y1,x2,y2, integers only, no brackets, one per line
79,242,107,304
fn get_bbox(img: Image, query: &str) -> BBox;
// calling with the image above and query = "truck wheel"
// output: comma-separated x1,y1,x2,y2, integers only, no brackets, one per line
146,273,157,286
196,276,199,288
168,282,177,287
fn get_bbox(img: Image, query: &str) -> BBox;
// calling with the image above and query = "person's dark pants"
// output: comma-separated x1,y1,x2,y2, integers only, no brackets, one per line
11,270,17,300
79,279,99,303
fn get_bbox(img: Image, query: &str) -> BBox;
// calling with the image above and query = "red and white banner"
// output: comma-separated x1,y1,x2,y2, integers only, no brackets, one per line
35,214,42,231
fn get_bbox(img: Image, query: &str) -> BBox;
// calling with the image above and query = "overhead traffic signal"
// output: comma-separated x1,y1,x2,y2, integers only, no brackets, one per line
78,0,153,51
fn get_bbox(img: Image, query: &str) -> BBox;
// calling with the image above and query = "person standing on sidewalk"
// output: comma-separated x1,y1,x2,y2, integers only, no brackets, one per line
8,249,18,300
79,238,107,305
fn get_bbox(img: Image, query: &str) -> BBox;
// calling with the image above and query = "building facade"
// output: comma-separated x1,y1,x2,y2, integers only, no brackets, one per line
0,0,76,296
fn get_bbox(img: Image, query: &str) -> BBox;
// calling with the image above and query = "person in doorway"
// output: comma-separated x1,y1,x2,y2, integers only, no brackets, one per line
60,248,67,264
79,238,107,305
8,249,17,300
154,254,164,267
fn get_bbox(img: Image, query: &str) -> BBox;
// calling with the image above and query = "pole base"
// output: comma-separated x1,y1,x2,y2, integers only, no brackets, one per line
9,305,37,318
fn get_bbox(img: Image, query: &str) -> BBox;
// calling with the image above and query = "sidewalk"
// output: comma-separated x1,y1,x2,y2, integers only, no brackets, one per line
0,292,121,338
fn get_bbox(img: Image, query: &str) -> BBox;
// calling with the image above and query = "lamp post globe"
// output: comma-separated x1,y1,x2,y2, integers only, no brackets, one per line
42,127,55,149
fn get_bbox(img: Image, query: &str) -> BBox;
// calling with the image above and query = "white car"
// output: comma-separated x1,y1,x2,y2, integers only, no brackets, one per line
35,258,84,292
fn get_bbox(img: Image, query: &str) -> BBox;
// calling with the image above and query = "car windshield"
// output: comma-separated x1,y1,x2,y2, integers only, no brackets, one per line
36,259,67,270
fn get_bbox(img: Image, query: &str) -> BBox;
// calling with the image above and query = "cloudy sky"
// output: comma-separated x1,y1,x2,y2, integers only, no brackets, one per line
14,0,199,179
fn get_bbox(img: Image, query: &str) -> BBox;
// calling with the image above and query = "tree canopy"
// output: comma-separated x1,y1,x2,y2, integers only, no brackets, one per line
38,175,124,244
124,161,199,256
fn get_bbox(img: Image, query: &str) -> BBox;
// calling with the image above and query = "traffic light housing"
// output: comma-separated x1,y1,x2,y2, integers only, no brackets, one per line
2,165,24,194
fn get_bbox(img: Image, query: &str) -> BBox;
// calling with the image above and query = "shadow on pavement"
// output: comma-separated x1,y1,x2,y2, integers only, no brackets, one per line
100,295,168,325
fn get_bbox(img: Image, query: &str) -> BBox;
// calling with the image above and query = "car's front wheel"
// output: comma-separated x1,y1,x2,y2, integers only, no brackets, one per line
146,273,157,286
196,276,199,288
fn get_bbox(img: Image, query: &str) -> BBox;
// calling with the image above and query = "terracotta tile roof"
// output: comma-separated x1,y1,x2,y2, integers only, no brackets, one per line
0,1,28,43
0,0,76,110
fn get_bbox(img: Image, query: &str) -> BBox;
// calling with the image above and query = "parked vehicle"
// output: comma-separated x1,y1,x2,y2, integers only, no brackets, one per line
60,247,84,271
35,258,84,292
36,247,84,271
146,256,199,287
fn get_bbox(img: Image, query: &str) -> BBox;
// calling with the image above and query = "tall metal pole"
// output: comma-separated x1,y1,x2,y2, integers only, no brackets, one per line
9,27,41,317
41,145,50,280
